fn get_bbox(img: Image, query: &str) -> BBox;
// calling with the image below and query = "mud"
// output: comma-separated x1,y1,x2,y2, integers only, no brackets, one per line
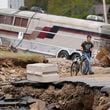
0,82,110,110
0,46,110,110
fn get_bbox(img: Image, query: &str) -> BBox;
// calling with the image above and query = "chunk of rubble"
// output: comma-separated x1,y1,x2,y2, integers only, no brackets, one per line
96,48,110,67
30,100,47,110
27,63,59,82
101,86,110,94
0,96,36,107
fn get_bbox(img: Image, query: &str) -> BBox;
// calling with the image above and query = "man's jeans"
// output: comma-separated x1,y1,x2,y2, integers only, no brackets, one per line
82,52,92,74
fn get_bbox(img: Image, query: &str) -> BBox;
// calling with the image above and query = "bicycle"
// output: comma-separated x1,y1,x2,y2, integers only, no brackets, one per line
70,54,90,76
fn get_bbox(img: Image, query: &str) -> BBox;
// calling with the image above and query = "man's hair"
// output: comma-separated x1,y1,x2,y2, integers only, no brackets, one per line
87,35,92,38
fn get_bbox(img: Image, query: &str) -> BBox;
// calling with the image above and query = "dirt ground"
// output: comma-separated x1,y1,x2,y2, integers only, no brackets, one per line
0,84,98,109
0,46,110,110
48,58,110,77
1,81,110,110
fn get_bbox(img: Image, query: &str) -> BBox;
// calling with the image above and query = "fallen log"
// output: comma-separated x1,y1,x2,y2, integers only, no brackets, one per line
0,51,48,68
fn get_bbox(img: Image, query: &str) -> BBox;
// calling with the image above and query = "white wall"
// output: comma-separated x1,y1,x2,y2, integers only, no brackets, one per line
0,0,24,9
0,0,8,8
9,0,24,9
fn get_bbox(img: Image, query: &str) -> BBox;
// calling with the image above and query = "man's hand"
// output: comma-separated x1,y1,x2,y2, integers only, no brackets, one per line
81,47,83,51
90,48,93,52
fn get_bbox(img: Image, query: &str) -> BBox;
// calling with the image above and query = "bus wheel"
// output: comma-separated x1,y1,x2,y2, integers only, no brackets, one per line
71,53,81,61
58,50,69,59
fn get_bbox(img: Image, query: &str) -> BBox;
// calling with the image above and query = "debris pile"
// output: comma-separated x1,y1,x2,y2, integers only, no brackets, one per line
96,48,110,67
0,46,47,82
48,58,72,77
0,82,110,110
0,46,110,110
95,95,110,110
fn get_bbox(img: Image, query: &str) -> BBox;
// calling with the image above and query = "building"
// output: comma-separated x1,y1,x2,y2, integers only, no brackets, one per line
0,0,24,9
90,4,110,23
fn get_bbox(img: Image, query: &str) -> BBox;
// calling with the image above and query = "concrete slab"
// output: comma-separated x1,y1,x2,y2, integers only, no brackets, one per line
27,73,59,82
27,63,58,74
61,74,110,92
26,63,59,82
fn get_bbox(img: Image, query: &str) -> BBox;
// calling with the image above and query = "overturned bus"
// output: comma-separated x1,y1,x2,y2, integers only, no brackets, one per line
0,9,110,59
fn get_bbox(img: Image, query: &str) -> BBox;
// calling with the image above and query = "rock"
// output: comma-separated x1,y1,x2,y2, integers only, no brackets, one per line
47,103,60,110
30,100,47,110
0,75,5,81
9,70,16,74
27,63,59,82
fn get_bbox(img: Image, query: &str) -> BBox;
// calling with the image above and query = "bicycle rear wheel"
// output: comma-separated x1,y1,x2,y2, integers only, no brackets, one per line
71,61,80,76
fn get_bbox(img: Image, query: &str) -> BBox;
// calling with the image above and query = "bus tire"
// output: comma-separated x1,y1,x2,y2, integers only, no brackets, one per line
58,50,69,59
71,53,81,61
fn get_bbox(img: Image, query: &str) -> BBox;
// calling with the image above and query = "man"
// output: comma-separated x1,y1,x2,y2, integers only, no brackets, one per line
81,35,94,75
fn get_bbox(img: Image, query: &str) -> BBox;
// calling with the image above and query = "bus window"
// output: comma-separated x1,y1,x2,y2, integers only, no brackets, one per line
14,17,22,26
14,17,28,27
5,16,13,25
21,18,28,27
0,15,5,23
0,15,13,25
